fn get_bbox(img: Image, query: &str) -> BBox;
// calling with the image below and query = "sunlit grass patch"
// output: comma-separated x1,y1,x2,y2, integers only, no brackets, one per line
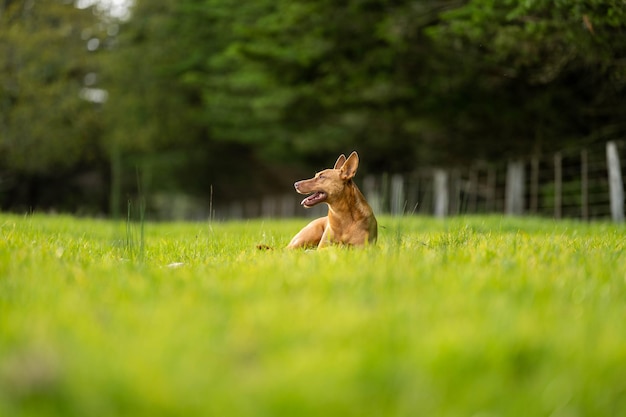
1,213,625,416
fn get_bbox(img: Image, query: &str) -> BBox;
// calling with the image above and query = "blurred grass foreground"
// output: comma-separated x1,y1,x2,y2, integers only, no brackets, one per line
1,213,625,416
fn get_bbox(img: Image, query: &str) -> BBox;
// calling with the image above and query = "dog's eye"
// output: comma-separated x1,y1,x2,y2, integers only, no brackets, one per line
318,174,325,179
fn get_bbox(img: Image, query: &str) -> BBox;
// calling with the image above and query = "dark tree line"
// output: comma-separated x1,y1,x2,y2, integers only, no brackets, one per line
1,0,624,214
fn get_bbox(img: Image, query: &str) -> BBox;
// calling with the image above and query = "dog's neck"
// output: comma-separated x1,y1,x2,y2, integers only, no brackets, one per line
327,181,371,222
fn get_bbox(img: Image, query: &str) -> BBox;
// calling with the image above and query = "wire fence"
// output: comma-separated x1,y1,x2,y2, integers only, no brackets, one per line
207,140,626,222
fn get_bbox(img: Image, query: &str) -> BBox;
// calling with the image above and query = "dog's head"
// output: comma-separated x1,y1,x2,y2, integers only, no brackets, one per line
294,151,359,208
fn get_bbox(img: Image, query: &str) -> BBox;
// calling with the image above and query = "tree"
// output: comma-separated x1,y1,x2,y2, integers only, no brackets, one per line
426,0,626,158
101,0,303,208
3,0,624,214
169,0,453,171
0,0,107,172
0,0,108,211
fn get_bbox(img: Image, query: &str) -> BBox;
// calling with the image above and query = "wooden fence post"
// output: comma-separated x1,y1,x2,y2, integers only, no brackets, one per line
606,141,624,222
505,160,525,215
468,168,478,213
530,156,539,214
229,201,243,219
281,195,296,218
433,169,448,218
449,170,461,215
407,173,420,215
363,175,381,215
581,149,589,220
390,174,405,216
487,167,496,212
262,196,276,218
554,152,562,220
381,173,389,214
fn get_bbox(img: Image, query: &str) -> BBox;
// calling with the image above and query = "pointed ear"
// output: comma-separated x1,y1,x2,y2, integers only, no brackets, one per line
333,154,347,170
340,151,359,180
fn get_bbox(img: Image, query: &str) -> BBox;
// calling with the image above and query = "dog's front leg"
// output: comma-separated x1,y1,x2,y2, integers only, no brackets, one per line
287,217,327,249
317,226,335,249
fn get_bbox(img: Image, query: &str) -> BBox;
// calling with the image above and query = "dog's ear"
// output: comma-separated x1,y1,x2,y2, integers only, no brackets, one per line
333,154,347,170
340,151,359,180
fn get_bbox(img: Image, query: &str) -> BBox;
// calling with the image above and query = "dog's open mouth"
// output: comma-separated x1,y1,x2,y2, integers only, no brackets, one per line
301,191,327,208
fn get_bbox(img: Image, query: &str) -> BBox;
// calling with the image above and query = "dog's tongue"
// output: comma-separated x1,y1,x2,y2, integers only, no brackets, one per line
301,192,323,206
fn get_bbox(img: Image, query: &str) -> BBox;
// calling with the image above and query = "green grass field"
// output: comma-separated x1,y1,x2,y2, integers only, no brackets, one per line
1,213,625,417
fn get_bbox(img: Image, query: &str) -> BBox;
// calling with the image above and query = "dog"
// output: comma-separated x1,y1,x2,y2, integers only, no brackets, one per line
287,151,377,249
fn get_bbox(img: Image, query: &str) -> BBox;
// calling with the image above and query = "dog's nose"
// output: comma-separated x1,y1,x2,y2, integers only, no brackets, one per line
294,181,300,190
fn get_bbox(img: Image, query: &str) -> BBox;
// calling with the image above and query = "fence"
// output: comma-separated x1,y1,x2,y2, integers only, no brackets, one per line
211,140,626,222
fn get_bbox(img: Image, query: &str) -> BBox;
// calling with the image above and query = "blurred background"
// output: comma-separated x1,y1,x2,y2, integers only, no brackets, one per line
1,0,624,220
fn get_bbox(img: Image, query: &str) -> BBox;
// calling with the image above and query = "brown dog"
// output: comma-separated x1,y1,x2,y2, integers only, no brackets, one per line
287,151,377,249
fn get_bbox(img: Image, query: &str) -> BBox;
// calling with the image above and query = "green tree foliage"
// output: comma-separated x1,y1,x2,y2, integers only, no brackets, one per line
1,0,625,213
102,0,199,155
159,0,625,168
426,0,626,157
0,0,105,173
146,0,454,171
101,0,298,203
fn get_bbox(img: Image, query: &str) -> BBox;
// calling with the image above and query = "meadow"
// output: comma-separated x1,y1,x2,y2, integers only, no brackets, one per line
1,213,625,417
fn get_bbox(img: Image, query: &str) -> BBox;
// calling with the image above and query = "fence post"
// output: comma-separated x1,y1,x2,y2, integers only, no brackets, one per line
487,167,496,212
381,173,390,214
505,160,525,215
581,149,589,220
281,195,296,218
407,173,420,215
363,175,381,215
606,141,624,223
433,169,448,218
449,170,461,215
554,152,562,220
262,196,276,218
390,174,405,216
468,168,478,213
229,201,243,219
530,156,539,214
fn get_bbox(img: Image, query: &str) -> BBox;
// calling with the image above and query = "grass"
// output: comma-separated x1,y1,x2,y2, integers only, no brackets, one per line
1,213,625,417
